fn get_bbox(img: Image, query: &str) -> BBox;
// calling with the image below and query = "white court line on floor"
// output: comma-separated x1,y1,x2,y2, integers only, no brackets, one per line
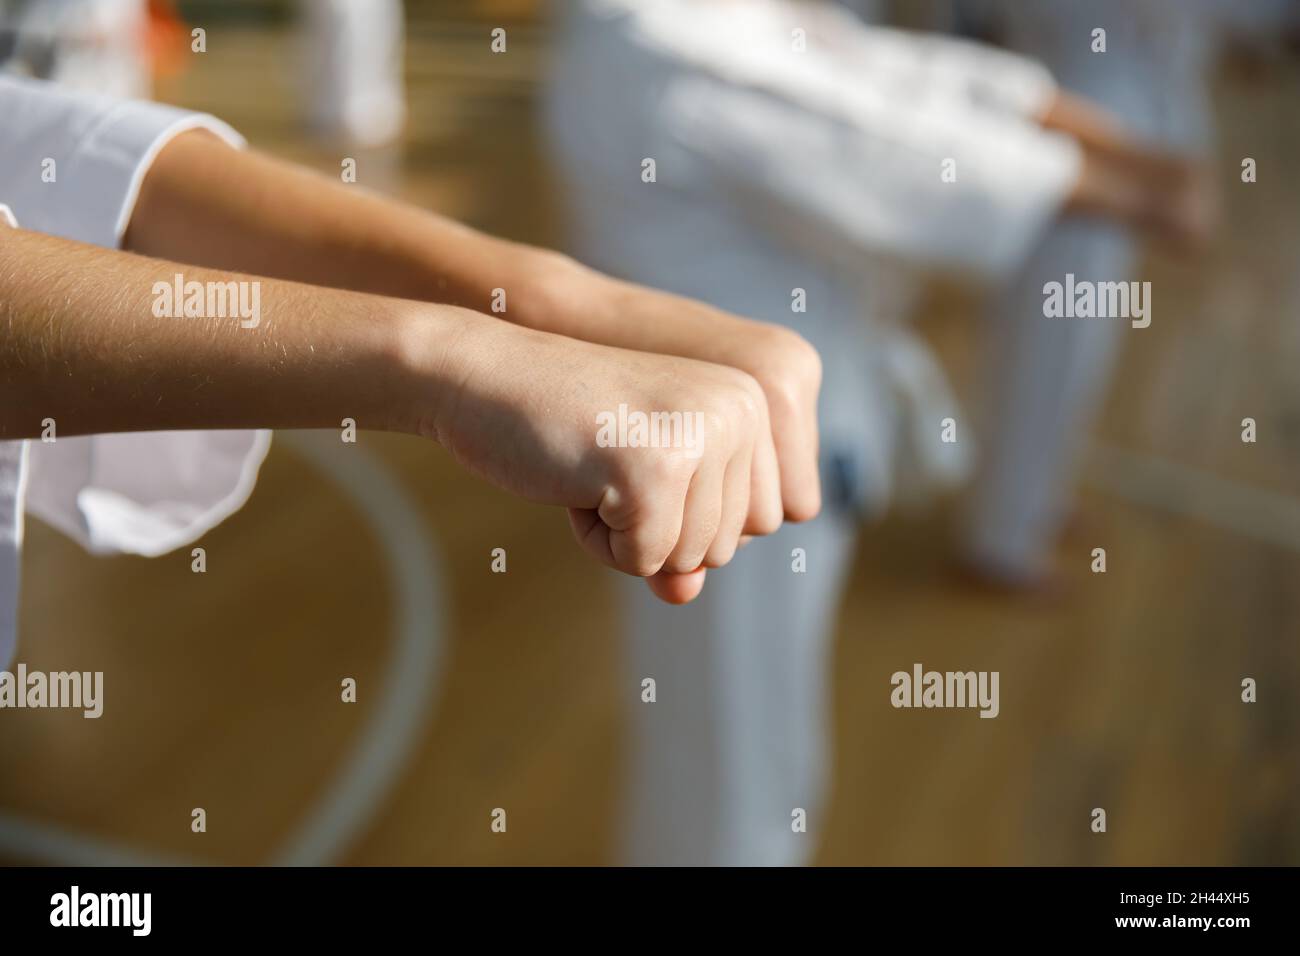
0,815,193,867
272,432,446,866
1086,443,1300,554
0,432,446,866
4,438,1291,865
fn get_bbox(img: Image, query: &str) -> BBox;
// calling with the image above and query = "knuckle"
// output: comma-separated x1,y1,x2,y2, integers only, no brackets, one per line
772,327,822,377
623,541,669,578
764,330,823,406
714,374,765,431
697,409,733,451
788,331,823,385
785,489,822,523
640,448,690,488
662,554,696,575
729,365,766,398
749,509,784,537
704,539,739,569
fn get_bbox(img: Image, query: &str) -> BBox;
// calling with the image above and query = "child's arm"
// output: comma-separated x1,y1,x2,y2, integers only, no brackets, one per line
125,130,822,524
1,227,781,599
1039,92,1216,249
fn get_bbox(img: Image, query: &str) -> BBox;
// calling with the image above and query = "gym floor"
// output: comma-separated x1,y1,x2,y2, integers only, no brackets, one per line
1,1,1297,865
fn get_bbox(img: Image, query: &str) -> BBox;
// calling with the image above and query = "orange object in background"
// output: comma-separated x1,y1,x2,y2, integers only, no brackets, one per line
146,0,188,79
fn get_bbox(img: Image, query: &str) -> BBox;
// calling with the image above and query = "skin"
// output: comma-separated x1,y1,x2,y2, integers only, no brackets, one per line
1044,91,1216,250
0,228,777,594
3,134,825,605
4,80,1204,603
122,130,823,602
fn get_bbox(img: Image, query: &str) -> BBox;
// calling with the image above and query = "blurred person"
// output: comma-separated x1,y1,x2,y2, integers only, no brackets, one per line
0,0,149,96
0,0,409,146
0,72,828,671
298,0,406,146
950,0,1290,588
543,0,1209,864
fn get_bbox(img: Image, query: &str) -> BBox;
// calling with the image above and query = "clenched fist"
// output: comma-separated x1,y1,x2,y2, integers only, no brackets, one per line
398,309,786,600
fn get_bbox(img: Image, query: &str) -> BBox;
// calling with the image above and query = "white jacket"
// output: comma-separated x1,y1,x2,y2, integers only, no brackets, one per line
0,76,271,667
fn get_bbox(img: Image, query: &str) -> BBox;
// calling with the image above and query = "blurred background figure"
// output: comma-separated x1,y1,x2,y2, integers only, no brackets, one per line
0,0,150,96
0,0,408,145
298,0,406,146
1,0,1297,867
543,0,1215,864
927,0,1297,589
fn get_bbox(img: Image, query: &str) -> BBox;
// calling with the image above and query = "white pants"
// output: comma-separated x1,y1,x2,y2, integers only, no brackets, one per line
546,0,1084,865
299,0,405,146
613,284,901,865
3,0,149,98
959,0,1216,578
618,509,859,866
962,221,1134,579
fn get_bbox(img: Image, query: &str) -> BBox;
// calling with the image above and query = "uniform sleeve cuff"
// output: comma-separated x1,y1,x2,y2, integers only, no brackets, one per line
67,103,246,249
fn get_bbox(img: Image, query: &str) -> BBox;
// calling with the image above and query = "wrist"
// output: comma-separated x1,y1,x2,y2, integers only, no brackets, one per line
505,247,613,335
399,215,600,334
386,300,512,445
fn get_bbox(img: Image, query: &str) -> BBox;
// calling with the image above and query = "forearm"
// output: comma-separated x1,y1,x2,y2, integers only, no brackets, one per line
122,129,776,359
124,130,571,320
0,228,458,440
1044,92,1209,238
118,127,821,522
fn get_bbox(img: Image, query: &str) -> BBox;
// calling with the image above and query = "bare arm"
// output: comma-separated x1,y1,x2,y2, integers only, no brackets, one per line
1,226,786,598
124,129,815,376
124,130,531,315
123,130,822,523
0,227,442,440
1041,92,1216,248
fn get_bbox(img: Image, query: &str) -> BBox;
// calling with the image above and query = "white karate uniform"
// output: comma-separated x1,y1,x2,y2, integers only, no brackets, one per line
0,0,149,99
3,0,406,146
956,0,1239,580
544,0,1081,864
298,0,405,146
0,76,271,669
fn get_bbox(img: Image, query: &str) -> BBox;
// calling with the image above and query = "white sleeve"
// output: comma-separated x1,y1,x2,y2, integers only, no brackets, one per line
839,26,1060,119
22,431,272,558
660,71,1081,278
0,74,245,247
0,80,270,667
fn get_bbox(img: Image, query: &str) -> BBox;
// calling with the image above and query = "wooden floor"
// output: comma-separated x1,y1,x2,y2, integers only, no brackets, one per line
1,6,1297,865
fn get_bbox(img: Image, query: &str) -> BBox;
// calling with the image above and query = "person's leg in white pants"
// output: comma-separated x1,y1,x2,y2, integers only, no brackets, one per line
961,0,1215,581
615,292,892,865
963,221,1134,580
619,480,861,866
299,0,405,146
